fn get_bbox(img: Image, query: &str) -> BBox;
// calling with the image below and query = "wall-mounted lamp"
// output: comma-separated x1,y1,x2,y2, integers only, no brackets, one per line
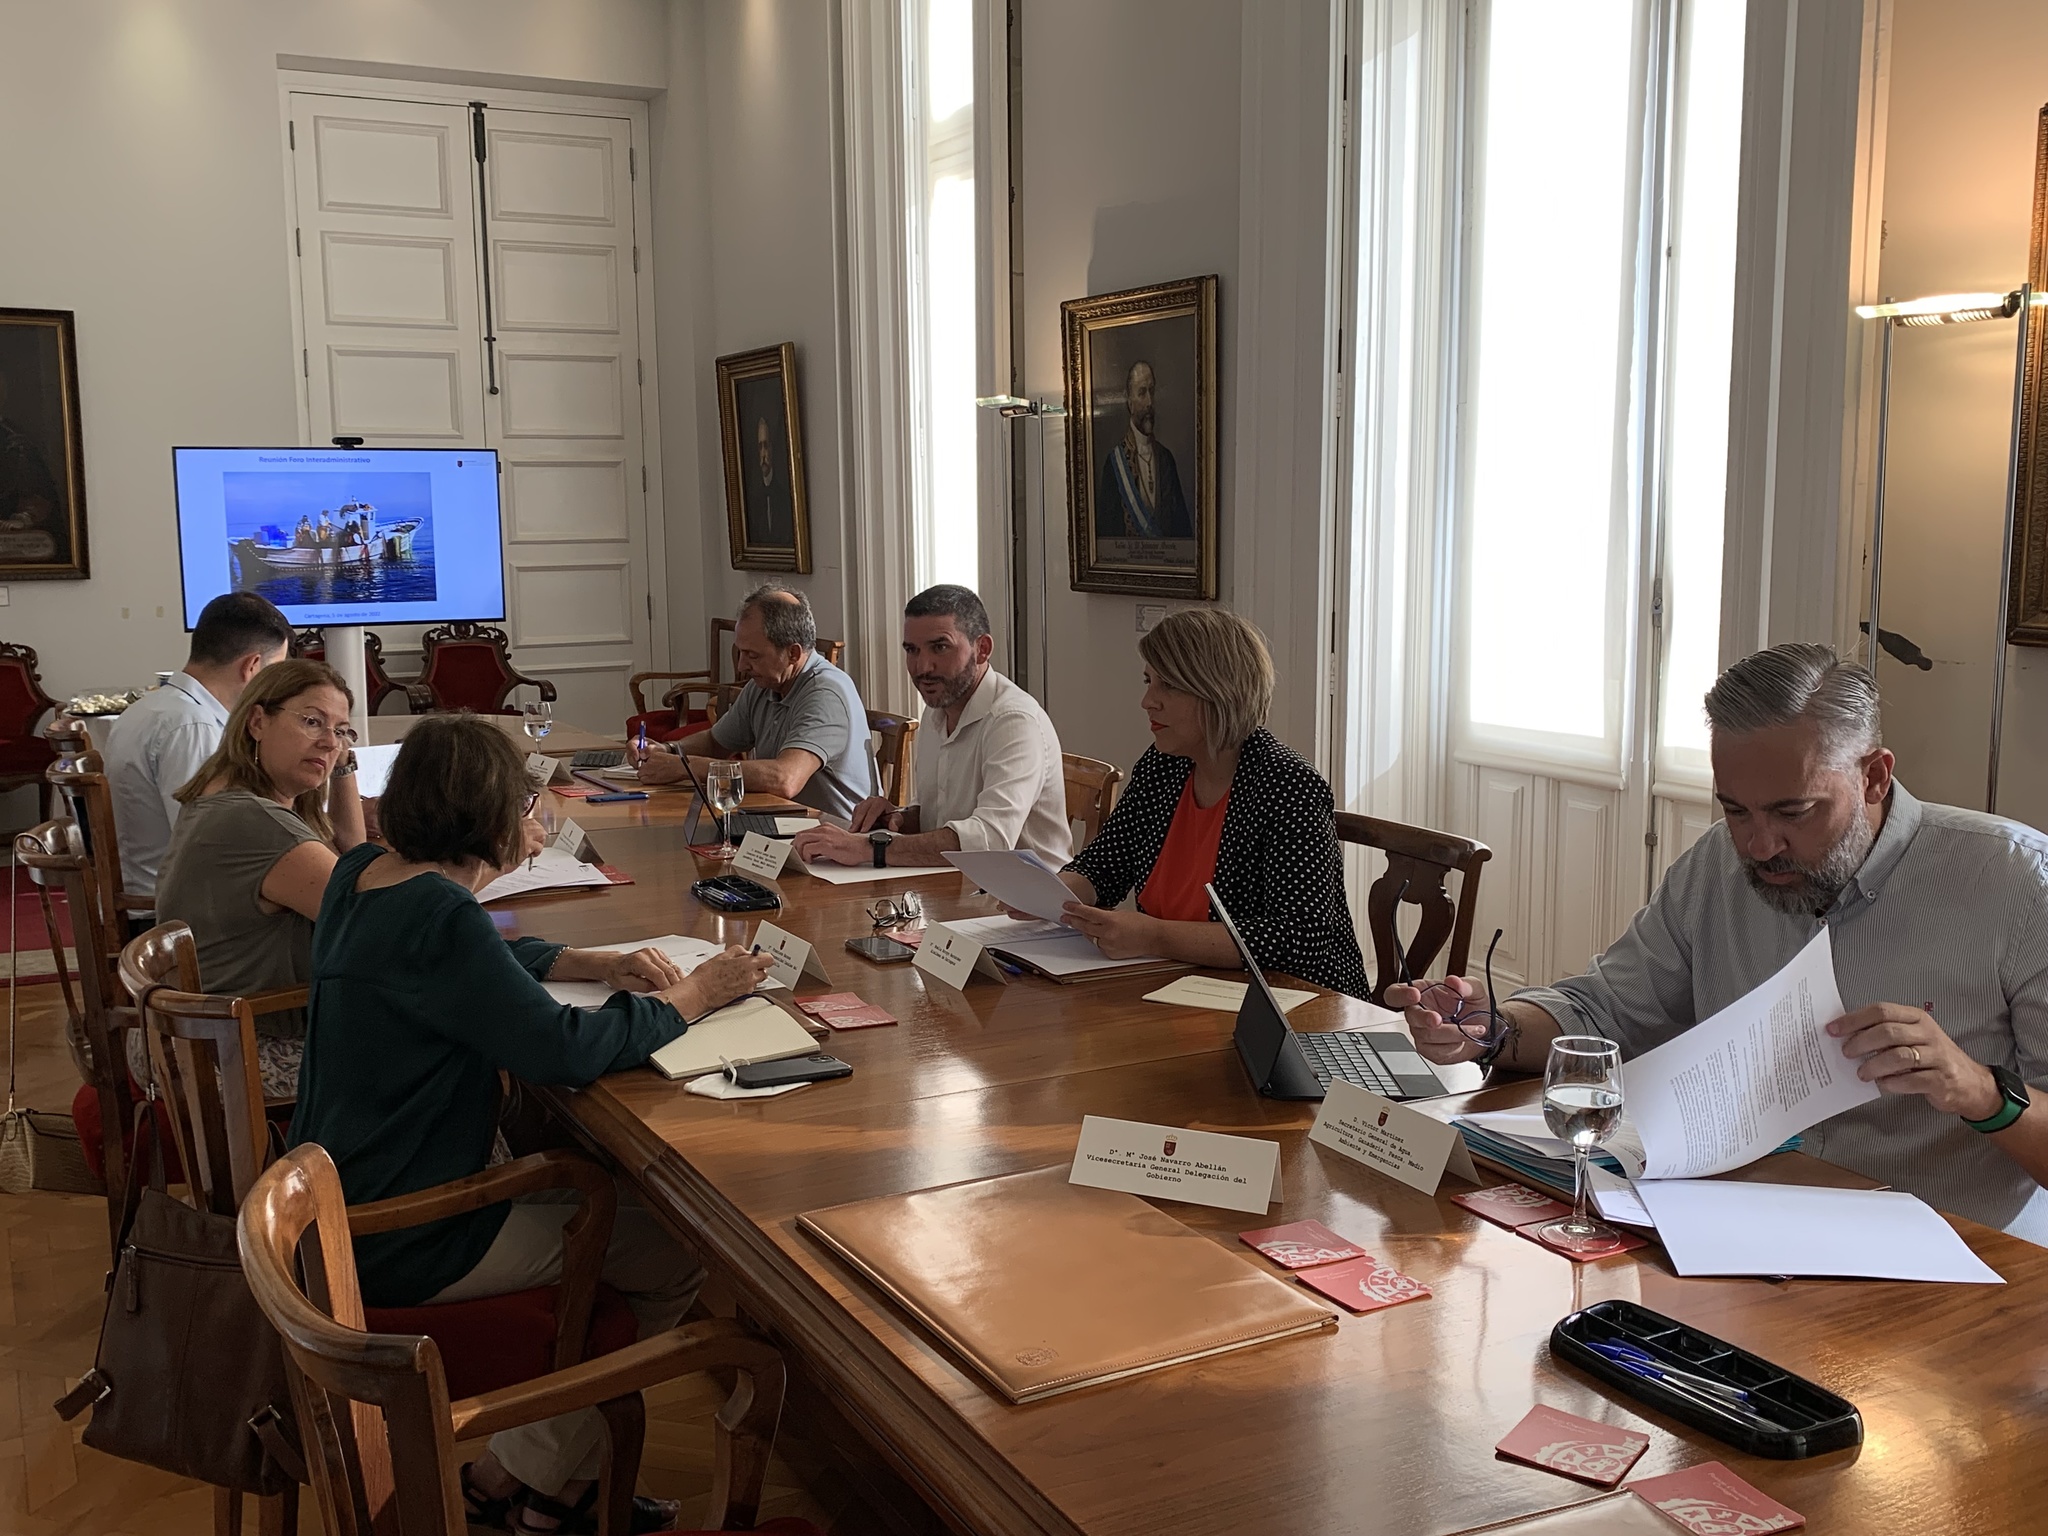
1855,285,2036,813
974,394,1067,419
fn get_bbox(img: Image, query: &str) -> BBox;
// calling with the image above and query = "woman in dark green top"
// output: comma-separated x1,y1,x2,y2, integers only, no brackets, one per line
291,714,770,1534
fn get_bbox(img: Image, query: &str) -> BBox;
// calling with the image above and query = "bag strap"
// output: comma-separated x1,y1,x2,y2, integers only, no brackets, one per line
249,1405,309,1486
112,1095,167,1255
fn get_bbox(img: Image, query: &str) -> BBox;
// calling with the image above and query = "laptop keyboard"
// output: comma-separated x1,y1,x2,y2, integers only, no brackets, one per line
1294,1031,1401,1097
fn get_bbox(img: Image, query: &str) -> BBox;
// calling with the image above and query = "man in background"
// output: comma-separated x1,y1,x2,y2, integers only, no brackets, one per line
793,585,1070,870
637,584,873,820
104,592,293,899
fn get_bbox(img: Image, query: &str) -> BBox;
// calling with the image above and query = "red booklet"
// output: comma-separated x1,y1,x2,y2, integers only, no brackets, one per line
1294,1254,1431,1314
596,865,634,886
1238,1220,1368,1270
550,785,608,799
1627,1463,1803,1533
797,992,898,1029
1495,1404,1650,1487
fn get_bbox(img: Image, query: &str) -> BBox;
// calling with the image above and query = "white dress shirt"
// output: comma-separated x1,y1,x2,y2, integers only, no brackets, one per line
103,671,229,898
911,668,1072,867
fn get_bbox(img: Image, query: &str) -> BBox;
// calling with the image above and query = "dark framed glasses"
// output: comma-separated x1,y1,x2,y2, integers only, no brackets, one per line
1389,877,1508,1051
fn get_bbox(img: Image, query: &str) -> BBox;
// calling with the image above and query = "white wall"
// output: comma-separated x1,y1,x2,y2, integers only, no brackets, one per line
1871,0,2048,826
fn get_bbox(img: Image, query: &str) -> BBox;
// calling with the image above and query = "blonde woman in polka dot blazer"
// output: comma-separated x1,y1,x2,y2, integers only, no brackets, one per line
1051,609,1371,999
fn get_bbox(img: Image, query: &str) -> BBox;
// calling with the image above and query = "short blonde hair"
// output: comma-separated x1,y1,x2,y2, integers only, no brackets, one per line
1139,609,1274,758
175,658,353,841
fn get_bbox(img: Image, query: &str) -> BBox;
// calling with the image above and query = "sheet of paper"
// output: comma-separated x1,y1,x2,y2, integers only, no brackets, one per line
1627,927,1873,1180
798,859,957,885
1633,1179,2004,1283
942,913,1170,976
540,934,785,1007
1308,1080,1479,1194
942,849,1078,923
1069,1115,1281,1214
1587,1166,1654,1227
1143,974,1319,1014
353,743,401,799
477,844,611,903
773,816,815,834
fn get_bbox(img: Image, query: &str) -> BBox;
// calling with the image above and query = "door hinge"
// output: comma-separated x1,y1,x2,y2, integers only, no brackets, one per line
641,465,648,493
632,246,640,274
637,358,643,387
629,146,636,180
294,227,301,258
1645,830,1660,848
1650,575,1664,629
288,120,295,150
646,593,653,619
302,348,309,379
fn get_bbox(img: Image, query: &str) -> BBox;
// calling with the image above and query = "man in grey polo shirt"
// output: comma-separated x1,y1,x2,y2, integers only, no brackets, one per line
1391,643,2048,1244
638,584,875,820
104,592,293,899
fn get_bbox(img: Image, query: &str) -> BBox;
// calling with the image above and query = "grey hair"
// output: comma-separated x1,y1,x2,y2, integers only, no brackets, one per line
903,584,990,644
1703,643,1882,767
739,583,816,654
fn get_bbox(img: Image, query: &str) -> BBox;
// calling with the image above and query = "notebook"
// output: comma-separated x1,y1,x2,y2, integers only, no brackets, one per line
648,997,821,1081
798,1164,1337,1403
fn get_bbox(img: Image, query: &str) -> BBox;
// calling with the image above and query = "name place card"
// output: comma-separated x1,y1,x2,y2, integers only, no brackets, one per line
911,921,1009,990
733,831,793,880
525,751,564,785
754,921,831,988
550,818,590,860
1070,1116,1282,1214
1308,1079,1478,1196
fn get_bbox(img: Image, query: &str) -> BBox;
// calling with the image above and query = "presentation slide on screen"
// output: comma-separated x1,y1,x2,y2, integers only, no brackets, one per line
172,447,505,629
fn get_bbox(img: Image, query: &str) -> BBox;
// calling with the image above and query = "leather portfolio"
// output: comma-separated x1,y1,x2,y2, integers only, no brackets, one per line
797,1164,1338,1403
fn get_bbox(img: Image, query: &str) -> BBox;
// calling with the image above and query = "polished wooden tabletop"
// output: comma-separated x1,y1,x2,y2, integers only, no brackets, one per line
501,798,2048,1536
366,712,622,755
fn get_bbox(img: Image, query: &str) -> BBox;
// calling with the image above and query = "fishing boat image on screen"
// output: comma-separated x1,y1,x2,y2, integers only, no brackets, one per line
224,473,438,606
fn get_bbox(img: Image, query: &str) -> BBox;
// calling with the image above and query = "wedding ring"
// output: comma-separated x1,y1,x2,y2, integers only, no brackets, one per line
1908,1046,1922,1069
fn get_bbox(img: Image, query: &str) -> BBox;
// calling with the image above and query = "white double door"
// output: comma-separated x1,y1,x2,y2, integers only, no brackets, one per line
287,88,657,729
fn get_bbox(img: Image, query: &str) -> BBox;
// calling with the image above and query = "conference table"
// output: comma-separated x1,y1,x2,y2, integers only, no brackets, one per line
491,787,2047,1536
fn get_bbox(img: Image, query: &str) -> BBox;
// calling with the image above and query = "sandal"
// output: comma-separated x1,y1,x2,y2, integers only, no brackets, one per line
512,1483,682,1535
460,1461,518,1531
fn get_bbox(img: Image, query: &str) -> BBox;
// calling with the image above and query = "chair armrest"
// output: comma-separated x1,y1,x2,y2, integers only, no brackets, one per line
447,1317,784,1443
627,670,712,715
404,682,436,714
345,1147,611,1234
244,987,310,1019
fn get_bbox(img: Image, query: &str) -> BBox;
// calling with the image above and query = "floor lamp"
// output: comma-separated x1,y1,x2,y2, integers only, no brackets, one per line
1855,285,2040,814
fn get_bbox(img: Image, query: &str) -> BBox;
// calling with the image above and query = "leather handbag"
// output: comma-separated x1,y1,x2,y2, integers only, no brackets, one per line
52,1108,304,1495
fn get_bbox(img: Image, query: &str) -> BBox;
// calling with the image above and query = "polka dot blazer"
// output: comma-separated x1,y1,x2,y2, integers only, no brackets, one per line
1066,727,1371,998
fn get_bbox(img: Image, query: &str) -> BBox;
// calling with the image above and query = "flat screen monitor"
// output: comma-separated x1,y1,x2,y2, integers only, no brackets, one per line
171,446,505,629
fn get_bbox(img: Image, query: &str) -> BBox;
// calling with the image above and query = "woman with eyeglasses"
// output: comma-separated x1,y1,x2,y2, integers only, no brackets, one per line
291,712,772,1534
156,657,368,1099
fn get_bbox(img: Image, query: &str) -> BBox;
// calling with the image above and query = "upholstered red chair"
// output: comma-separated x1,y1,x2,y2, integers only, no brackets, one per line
291,626,409,713
408,621,557,715
0,642,61,795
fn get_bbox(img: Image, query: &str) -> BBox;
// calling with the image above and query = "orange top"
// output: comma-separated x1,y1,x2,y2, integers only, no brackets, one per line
1138,779,1230,923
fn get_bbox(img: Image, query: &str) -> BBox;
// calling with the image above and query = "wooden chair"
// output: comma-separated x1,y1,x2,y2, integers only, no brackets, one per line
867,710,917,809
15,820,134,1248
292,628,409,714
1333,813,1492,1006
628,617,847,739
406,622,556,715
240,1143,793,1536
0,641,61,798
45,746,152,936
1061,753,1124,853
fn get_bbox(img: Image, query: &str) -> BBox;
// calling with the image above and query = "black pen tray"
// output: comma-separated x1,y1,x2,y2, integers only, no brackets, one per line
1552,1300,1861,1459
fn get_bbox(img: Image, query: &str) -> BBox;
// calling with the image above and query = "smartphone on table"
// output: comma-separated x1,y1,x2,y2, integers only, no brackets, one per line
728,1053,854,1089
845,935,917,964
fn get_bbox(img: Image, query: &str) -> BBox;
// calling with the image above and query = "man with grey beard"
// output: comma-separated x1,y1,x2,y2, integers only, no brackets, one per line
1391,643,2048,1244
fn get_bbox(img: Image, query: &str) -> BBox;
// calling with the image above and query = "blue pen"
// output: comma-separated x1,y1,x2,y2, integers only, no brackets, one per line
589,790,648,803
1587,1340,1752,1408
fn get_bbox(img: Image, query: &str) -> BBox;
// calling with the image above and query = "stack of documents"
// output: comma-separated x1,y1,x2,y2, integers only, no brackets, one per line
478,844,613,903
1632,1180,2002,1284
1452,1109,1645,1197
941,913,1176,980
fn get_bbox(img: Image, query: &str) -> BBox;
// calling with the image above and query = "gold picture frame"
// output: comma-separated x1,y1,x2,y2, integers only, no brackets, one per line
2006,105,2048,644
0,307,91,580
716,342,811,573
1061,275,1219,599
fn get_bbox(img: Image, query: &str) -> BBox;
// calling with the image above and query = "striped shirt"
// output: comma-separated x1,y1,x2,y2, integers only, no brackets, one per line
1519,783,2048,1245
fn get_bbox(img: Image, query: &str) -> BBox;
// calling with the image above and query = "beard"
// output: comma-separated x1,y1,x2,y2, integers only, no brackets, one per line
913,667,978,713
1740,812,1877,916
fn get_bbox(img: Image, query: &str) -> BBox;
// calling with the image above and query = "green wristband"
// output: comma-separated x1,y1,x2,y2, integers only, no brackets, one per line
1965,1097,2026,1134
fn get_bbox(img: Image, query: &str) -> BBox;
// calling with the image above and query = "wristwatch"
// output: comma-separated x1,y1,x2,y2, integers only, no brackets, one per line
869,829,896,868
1963,1064,2030,1134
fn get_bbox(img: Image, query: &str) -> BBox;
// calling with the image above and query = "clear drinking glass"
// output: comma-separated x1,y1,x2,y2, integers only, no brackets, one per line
706,762,745,860
1533,1035,1626,1255
521,698,553,742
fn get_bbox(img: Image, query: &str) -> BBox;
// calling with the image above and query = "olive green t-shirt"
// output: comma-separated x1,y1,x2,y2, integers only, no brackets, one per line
154,789,321,1038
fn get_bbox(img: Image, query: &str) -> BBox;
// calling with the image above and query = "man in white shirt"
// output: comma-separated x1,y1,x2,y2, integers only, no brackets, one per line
104,592,293,899
792,585,1071,870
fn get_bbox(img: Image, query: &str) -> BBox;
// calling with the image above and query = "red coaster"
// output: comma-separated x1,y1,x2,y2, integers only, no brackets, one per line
1495,1404,1649,1487
1515,1220,1648,1263
1238,1220,1369,1270
1627,1463,1804,1533
1453,1183,1573,1230
1294,1255,1431,1313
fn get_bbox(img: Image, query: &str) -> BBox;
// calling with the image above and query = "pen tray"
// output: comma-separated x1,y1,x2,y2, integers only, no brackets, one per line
1552,1300,1861,1459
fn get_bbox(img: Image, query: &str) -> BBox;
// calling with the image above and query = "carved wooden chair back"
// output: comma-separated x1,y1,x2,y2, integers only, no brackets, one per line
1061,753,1125,853
1333,813,1493,1006
293,627,408,713
0,641,60,795
867,711,917,808
409,623,557,715
43,747,147,935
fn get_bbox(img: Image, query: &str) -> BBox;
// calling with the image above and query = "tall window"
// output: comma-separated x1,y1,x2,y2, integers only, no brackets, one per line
909,0,978,594
1455,0,1744,778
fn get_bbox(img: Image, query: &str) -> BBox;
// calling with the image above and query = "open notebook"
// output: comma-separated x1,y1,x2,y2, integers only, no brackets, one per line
648,997,820,1081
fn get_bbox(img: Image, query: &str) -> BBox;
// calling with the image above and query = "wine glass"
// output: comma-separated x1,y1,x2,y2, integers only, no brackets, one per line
706,762,745,860
521,698,553,743
1532,1036,1627,1256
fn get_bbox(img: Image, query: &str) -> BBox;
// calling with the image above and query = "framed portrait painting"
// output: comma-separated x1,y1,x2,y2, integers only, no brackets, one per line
1061,275,1218,599
2005,105,2048,644
717,342,812,573
0,308,90,579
